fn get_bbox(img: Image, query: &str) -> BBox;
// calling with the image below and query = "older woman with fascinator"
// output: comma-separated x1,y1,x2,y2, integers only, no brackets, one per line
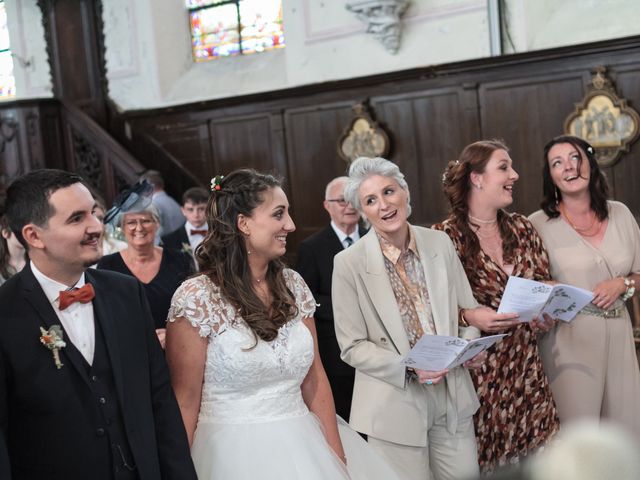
97,181,193,347
332,157,517,480
434,140,559,473
529,135,640,440
165,170,400,480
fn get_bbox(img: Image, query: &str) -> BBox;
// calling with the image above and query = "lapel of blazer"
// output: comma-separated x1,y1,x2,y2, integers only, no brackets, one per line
19,265,91,387
85,269,125,406
179,225,189,245
361,231,411,355
414,228,448,336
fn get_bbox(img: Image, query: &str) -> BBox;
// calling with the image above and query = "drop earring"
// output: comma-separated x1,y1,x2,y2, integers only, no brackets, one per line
554,187,560,205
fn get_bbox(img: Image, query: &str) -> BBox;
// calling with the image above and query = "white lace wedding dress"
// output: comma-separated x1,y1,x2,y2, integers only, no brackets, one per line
168,269,400,480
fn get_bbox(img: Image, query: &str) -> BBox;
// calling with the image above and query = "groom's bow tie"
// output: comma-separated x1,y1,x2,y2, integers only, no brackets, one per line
58,283,95,310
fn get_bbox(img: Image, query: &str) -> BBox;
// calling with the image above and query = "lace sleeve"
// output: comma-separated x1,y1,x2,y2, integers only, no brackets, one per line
284,269,317,319
167,275,226,338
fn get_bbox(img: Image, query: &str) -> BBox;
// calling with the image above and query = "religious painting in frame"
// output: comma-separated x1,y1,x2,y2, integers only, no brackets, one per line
564,66,640,167
338,103,390,164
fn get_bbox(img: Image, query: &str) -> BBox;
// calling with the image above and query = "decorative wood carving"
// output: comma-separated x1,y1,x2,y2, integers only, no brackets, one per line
338,103,390,163
564,66,640,166
37,0,108,125
346,0,410,54
71,128,103,190
0,115,18,153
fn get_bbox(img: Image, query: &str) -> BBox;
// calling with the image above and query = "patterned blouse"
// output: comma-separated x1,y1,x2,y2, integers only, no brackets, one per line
433,212,559,473
378,227,436,347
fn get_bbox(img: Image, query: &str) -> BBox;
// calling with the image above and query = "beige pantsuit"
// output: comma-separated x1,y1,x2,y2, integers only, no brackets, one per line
332,226,481,480
530,201,640,441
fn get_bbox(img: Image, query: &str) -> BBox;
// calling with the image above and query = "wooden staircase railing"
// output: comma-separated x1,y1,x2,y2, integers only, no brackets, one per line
59,100,145,204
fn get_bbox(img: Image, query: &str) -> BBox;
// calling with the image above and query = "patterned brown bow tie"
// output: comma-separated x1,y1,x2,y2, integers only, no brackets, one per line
190,229,207,236
58,283,95,310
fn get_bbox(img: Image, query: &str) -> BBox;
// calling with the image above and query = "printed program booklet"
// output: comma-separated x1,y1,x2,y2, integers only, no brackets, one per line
497,276,593,323
403,334,508,371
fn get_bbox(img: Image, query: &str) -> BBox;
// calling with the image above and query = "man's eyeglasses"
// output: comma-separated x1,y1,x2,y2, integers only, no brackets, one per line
326,198,349,207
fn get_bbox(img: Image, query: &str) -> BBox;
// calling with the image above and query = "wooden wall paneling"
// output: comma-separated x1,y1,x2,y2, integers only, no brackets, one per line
38,0,107,124
605,64,640,218
150,122,212,186
283,102,357,245
39,103,65,171
478,73,585,216
208,113,281,178
373,86,480,226
0,108,23,203
22,108,46,171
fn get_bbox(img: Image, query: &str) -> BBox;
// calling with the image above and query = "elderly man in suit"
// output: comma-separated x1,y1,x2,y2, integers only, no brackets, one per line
296,176,366,421
0,169,197,480
332,157,518,480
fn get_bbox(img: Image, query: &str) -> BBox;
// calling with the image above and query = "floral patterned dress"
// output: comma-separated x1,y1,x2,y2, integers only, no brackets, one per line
433,213,559,473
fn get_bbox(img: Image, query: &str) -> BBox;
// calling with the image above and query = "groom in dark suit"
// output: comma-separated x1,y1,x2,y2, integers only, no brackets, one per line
296,176,366,421
0,169,197,480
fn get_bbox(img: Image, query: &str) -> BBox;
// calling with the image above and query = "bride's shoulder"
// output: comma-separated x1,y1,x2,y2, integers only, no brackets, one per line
168,274,228,337
283,268,317,320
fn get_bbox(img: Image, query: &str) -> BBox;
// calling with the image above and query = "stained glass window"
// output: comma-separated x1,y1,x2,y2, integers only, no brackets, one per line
0,0,15,98
187,0,285,61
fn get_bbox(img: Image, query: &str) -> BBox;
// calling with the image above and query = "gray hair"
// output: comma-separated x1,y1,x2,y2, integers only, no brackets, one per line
119,203,160,228
325,176,349,200
344,157,411,216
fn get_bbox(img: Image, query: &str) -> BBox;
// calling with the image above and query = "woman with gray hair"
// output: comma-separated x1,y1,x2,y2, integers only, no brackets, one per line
332,157,518,480
98,182,193,347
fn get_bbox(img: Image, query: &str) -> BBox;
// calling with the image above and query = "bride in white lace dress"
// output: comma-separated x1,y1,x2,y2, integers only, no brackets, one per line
165,170,400,480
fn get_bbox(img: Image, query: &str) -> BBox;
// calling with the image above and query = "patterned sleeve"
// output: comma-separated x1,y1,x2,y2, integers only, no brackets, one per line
167,275,226,338
515,214,551,282
284,269,317,319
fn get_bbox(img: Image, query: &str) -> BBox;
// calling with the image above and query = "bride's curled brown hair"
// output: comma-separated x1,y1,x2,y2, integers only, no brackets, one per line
195,169,298,345
441,139,518,265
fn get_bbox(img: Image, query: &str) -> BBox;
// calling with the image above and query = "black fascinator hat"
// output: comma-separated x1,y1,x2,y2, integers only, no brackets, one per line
103,179,154,226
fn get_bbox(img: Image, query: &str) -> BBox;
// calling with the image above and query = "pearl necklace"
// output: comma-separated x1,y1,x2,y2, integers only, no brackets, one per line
468,214,497,225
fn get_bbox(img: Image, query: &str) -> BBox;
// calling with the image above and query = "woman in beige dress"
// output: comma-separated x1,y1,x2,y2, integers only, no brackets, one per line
529,135,640,441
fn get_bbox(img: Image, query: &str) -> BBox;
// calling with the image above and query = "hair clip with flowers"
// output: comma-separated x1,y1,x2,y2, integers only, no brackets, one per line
210,175,224,192
586,145,594,155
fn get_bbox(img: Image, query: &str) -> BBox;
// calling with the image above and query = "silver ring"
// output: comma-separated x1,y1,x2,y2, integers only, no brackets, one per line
426,379,433,385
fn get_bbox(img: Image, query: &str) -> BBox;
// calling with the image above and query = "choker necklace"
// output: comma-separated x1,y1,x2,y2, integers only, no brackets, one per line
468,214,497,225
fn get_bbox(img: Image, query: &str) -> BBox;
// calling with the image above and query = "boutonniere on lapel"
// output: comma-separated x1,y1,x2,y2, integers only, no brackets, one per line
39,325,66,369
181,242,193,256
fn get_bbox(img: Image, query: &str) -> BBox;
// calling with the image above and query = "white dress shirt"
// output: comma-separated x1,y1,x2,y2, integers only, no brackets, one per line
185,221,208,252
330,221,360,249
31,262,96,365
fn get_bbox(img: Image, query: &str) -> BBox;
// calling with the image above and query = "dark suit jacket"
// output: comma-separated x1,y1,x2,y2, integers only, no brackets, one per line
0,265,197,480
296,224,366,376
161,224,188,251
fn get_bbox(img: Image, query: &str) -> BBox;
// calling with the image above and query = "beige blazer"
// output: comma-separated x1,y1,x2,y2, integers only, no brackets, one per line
332,225,480,447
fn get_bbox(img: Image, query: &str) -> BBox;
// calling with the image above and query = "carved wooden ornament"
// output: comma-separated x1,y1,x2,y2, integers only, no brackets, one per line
564,66,640,166
338,103,390,163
